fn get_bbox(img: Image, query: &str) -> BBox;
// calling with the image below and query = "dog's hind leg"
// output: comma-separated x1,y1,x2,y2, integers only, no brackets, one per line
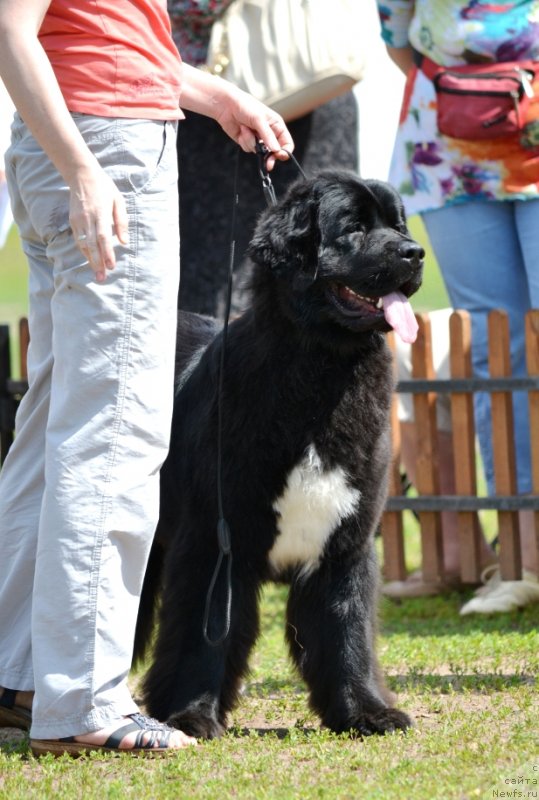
285,547,412,736
141,550,227,739
142,547,261,739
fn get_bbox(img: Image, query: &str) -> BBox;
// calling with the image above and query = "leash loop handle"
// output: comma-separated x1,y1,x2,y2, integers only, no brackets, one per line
217,517,231,555
203,151,239,648
202,540,233,648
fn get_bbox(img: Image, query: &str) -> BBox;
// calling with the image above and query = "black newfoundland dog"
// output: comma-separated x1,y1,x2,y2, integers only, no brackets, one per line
135,170,424,739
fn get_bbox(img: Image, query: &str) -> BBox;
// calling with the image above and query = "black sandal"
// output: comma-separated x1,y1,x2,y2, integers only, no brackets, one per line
0,688,32,731
30,713,193,757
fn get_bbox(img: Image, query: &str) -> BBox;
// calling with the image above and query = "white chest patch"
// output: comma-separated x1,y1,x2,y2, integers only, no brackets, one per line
269,444,361,576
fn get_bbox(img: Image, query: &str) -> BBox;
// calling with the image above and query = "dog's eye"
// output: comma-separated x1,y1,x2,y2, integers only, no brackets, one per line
340,225,364,238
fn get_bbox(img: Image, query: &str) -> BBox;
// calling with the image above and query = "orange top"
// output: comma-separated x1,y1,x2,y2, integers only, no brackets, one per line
39,0,184,120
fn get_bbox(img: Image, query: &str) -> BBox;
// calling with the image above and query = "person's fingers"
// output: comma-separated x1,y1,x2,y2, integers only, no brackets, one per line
112,192,129,245
236,124,256,153
74,224,115,282
96,229,116,274
247,117,294,170
69,170,127,283
235,123,293,172
257,117,294,159
266,145,296,171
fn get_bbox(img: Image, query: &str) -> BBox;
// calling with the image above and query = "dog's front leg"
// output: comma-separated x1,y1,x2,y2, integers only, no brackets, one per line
285,543,412,736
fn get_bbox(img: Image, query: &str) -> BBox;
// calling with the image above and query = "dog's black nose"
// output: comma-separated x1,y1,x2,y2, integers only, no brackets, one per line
398,241,425,263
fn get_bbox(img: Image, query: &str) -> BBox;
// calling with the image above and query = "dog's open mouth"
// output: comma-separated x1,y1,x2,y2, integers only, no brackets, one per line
330,284,382,316
328,282,418,343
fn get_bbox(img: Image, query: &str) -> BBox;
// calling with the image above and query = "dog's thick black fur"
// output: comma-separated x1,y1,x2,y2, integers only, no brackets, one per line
136,170,424,739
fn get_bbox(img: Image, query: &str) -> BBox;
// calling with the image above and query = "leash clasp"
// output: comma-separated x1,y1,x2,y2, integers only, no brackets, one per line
256,141,278,207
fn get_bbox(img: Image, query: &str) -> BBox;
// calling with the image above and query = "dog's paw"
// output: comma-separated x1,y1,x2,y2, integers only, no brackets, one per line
348,707,413,737
167,710,226,740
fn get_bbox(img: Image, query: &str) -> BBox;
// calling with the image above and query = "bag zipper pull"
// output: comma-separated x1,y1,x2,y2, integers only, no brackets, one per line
518,68,534,98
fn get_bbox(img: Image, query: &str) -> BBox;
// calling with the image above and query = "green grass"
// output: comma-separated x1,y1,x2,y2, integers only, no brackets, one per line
0,226,28,378
0,226,28,322
407,216,450,313
1,585,538,799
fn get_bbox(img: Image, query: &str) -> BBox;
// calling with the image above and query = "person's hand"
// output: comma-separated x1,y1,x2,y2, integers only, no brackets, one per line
68,163,129,283
178,66,295,171
214,84,294,170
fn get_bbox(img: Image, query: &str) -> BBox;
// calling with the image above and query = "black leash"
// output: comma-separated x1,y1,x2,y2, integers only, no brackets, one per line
203,144,307,647
202,148,239,647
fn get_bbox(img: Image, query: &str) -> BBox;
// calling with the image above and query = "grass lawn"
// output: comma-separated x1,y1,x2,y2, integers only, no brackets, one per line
0,584,538,799
407,216,450,313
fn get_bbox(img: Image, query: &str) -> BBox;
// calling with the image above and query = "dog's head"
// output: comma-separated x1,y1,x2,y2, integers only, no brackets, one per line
247,170,424,346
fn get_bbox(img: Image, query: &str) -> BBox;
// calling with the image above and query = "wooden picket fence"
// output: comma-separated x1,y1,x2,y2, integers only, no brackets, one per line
1,311,539,587
383,309,539,586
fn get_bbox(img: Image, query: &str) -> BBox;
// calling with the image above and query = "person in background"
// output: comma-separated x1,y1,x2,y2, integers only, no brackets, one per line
168,0,360,316
376,0,539,613
0,0,292,756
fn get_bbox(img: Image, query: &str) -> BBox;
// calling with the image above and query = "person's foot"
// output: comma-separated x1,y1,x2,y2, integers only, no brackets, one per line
0,688,34,730
30,712,196,757
460,567,539,615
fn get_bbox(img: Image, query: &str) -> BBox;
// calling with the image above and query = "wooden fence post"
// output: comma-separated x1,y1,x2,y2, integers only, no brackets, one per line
449,311,482,583
0,325,14,463
525,309,539,573
489,310,521,580
19,317,29,381
412,313,444,583
382,331,407,581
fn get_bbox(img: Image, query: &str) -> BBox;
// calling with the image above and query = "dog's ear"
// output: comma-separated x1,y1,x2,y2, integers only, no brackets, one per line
363,179,409,234
247,181,320,275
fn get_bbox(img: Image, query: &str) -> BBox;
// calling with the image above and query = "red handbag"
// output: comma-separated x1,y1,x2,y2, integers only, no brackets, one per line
418,55,536,140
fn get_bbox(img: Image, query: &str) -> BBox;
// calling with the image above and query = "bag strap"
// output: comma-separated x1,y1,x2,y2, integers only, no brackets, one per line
412,49,442,80
414,49,538,88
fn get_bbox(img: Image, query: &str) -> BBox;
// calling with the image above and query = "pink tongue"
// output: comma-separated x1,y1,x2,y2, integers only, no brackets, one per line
382,291,418,343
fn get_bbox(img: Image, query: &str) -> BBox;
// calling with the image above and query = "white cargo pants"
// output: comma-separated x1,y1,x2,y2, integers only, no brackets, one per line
0,113,179,738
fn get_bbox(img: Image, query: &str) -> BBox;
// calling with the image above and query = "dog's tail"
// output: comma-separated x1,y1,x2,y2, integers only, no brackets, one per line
132,539,165,665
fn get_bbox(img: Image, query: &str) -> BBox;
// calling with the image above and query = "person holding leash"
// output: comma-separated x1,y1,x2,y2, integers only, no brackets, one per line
0,0,292,756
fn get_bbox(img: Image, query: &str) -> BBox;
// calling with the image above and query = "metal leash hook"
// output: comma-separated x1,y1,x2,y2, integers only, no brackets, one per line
256,140,278,207
256,140,309,208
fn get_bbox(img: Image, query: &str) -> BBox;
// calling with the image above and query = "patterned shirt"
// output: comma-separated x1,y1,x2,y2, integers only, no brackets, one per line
167,0,234,65
376,1,539,214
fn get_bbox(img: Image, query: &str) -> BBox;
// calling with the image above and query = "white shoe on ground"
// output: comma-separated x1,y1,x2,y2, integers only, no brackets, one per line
459,567,539,615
